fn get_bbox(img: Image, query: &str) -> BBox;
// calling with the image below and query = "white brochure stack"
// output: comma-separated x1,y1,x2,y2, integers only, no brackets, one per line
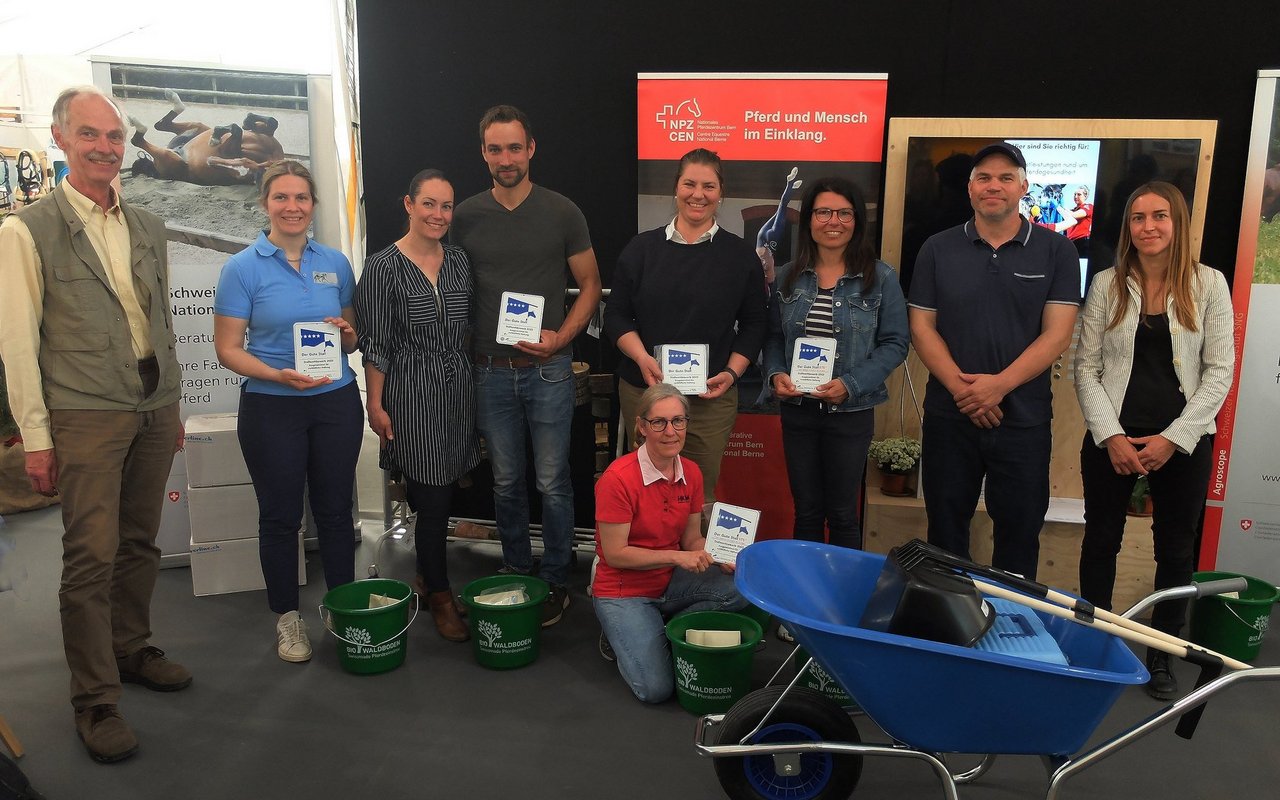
184,413,305,596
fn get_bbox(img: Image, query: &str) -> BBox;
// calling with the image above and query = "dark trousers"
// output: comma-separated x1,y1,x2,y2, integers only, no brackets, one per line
780,402,873,549
405,478,455,593
921,413,1051,580
1079,432,1213,635
238,383,362,614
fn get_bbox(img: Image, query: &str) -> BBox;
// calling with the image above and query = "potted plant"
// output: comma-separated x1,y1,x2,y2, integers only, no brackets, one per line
867,436,922,497
1127,475,1153,517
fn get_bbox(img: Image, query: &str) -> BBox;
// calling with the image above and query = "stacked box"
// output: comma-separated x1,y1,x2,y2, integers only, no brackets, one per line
188,483,259,544
190,532,306,597
184,412,305,594
184,413,252,488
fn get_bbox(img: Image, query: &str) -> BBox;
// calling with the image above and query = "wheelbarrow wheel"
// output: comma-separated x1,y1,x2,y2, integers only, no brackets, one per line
714,686,862,800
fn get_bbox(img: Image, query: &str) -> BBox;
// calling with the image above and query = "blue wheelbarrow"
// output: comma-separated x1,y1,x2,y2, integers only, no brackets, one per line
694,540,1280,799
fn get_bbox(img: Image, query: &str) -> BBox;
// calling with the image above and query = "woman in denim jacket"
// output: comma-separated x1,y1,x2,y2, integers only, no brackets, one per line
763,177,909,557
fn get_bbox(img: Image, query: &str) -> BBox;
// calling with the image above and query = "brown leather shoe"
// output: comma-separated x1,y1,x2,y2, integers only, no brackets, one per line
414,575,465,618
428,590,470,642
117,646,192,692
74,705,138,763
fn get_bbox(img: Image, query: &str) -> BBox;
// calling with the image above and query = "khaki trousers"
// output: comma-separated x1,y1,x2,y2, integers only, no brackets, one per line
49,402,180,709
617,380,738,504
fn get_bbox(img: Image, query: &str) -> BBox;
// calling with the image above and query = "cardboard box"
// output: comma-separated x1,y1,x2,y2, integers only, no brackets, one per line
190,532,305,597
184,413,251,488
188,483,259,544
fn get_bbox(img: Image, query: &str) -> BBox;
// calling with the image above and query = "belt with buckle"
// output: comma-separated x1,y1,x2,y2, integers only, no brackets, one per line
473,353,541,369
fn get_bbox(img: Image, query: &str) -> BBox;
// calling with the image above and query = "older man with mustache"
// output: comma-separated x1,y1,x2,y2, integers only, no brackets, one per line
0,86,189,764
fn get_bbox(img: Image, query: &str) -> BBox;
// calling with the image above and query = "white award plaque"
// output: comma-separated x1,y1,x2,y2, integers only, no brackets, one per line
656,343,709,395
704,502,760,566
790,337,836,394
495,291,546,346
292,322,343,380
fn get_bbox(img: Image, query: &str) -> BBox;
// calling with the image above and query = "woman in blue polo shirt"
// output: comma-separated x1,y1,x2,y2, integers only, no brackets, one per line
213,160,361,664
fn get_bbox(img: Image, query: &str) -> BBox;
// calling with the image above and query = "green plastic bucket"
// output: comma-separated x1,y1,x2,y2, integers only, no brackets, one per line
738,602,773,633
1190,571,1279,663
665,611,762,714
320,578,418,675
461,575,549,670
792,646,854,705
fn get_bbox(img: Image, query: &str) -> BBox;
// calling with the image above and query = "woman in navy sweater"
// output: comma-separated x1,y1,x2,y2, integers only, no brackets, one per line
604,148,767,503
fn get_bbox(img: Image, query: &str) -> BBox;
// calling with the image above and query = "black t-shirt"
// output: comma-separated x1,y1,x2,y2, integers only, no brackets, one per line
1119,313,1185,429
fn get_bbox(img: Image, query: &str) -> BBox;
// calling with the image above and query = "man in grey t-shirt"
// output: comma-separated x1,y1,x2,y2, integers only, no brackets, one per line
452,104,601,627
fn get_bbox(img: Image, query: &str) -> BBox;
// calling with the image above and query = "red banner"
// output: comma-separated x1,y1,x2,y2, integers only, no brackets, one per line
715,413,794,540
638,75,888,162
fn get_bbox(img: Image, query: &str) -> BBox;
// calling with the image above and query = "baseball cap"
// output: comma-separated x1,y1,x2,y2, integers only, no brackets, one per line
972,142,1027,170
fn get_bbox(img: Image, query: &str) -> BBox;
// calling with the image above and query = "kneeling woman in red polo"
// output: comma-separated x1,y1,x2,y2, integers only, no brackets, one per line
592,382,745,703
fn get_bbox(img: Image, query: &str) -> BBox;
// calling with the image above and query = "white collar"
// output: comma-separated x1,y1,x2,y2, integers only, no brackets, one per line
637,443,685,486
665,217,719,245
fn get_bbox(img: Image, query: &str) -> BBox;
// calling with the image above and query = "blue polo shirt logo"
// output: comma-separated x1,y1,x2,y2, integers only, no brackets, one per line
299,328,336,349
505,297,537,318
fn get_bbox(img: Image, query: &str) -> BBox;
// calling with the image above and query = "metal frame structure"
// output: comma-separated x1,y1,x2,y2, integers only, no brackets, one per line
693,584,1280,799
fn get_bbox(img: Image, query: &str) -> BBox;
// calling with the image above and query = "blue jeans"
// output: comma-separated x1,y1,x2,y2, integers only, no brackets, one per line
921,413,1051,580
474,355,575,585
594,567,745,704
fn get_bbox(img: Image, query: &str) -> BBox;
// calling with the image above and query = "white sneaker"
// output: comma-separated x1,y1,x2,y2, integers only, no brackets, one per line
276,611,312,663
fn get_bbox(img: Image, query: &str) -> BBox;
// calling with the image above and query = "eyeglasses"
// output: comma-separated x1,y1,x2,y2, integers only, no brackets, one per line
813,207,855,223
642,415,689,432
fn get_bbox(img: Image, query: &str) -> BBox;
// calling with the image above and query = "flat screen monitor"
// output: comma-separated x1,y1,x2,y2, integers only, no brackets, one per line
881,119,1217,298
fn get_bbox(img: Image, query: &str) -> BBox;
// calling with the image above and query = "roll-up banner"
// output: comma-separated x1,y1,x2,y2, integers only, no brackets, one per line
636,73,888,538
1202,69,1280,584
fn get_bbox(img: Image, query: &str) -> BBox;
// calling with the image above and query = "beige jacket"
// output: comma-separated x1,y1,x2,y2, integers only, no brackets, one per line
1074,263,1234,454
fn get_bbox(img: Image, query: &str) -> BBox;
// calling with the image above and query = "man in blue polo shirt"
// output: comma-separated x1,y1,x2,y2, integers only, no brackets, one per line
908,142,1080,580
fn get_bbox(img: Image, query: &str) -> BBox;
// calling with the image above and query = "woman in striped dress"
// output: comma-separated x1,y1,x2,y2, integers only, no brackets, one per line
355,169,480,642
762,178,909,641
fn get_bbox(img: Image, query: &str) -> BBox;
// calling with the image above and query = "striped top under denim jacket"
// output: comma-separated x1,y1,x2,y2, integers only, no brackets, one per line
1074,263,1234,454
763,259,909,412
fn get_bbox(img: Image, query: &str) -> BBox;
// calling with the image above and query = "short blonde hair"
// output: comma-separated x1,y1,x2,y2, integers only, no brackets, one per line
634,383,689,443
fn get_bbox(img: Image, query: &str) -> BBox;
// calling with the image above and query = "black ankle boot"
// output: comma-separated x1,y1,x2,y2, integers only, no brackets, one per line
1145,649,1178,700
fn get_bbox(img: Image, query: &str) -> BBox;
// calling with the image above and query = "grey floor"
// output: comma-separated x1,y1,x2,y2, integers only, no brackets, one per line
2,506,1278,799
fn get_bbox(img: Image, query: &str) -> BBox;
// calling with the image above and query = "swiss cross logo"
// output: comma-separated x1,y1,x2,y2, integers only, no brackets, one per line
1240,519,1253,531
168,491,181,502
654,98,702,129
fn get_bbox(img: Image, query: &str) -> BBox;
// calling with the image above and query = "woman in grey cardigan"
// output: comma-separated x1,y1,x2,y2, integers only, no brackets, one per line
1074,181,1234,701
